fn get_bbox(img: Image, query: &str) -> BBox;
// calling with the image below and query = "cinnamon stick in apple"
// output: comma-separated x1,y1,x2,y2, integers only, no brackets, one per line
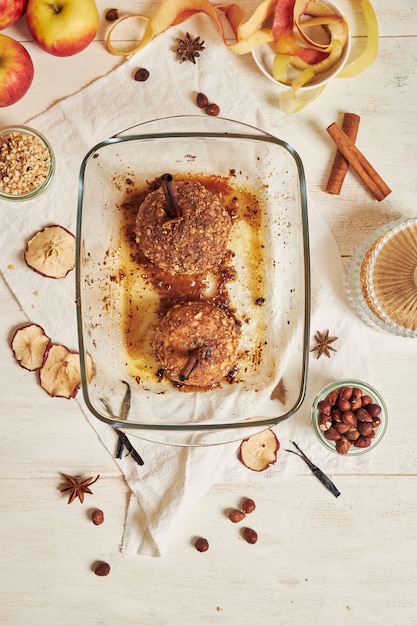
179,348,201,381
326,123,391,201
161,173,181,217
325,113,360,195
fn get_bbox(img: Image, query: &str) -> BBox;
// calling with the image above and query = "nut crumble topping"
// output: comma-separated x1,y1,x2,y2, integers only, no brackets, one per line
0,131,51,196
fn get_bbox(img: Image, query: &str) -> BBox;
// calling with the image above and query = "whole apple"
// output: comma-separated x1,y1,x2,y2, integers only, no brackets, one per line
26,0,99,57
0,0,28,30
0,34,34,107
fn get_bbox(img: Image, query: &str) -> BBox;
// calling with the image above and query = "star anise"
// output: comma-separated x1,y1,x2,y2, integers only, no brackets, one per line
60,473,100,504
310,330,338,359
175,33,205,64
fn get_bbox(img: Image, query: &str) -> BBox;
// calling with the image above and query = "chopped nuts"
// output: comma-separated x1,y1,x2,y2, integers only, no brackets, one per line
0,130,51,196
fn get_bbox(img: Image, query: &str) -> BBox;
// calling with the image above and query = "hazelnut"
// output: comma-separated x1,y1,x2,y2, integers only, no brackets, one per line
205,103,220,116
94,562,110,576
367,403,382,418
228,509,246,523
342,410,357,428
336,438,352,454
339,386,353,400
350,396,362,411
323,426,341,441
318,413,332,431
195,537,209,552
91,509,104,525
243,528,258,544
345,427,360,441
334,422,350,434
354,436,372,448
317,400,331,416
134,68,150,82
352,387,363,397
337,398,351,412
358,421,374,436
331,408,342,422
356,408,373,422
196,92,209,108
326,390,339,406
361,395,373,406
105,8,119,21
241,498,256,514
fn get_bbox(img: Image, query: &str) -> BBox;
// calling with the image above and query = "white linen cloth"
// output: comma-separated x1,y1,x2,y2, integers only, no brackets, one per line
0,14,369,556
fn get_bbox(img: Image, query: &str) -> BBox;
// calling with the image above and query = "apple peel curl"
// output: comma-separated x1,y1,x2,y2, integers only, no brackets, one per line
337,0,378,79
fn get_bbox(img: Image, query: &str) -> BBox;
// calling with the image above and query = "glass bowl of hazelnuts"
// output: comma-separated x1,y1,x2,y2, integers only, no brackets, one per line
311,380,388,455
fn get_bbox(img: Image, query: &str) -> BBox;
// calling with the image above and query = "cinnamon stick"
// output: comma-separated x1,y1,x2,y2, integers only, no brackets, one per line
326,123,392,201
179,348,201,381
325,113,360,195
161,173,180,217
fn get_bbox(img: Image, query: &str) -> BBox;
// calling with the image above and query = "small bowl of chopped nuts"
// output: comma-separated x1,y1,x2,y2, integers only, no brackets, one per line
311,379,388,455
0,125,55,201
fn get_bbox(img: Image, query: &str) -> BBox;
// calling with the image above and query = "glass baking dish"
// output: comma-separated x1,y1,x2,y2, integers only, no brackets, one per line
75,116,310,444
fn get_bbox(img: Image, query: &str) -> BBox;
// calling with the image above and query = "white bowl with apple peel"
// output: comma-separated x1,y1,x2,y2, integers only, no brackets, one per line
252,0,351,93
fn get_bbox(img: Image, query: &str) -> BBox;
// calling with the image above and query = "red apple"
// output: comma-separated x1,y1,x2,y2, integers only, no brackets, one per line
26,0,99,57
0,34,34,107
0,0,28,30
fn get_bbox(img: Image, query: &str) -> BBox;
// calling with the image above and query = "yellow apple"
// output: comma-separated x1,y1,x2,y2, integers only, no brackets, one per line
25,0,99,57
0,34,34,107
0,0,28,30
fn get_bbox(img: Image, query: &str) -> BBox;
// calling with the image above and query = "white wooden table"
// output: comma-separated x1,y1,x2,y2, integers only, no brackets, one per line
1,1,416,624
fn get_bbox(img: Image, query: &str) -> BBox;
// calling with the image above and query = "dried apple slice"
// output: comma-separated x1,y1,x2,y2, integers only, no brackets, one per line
239,428,280,471
25,225,76,279
39,344,94,399
11,323,50,371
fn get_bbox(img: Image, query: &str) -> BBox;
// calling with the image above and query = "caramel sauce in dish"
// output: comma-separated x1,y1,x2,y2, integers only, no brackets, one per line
114,173,267,391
